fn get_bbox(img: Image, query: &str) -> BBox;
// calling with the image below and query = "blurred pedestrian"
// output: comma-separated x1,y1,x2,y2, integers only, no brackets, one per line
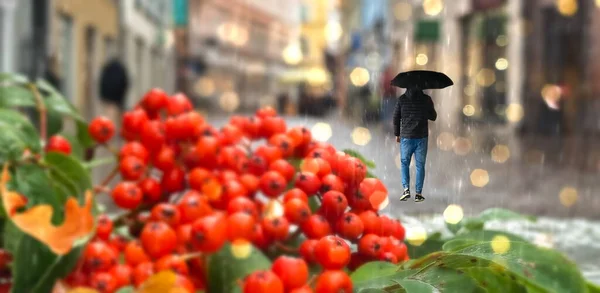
394,87,437,203
99,57,129,110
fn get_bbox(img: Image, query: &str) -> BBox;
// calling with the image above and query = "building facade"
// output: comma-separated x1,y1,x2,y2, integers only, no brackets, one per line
0,0,36,75
119,0,176,109
187,0,301,112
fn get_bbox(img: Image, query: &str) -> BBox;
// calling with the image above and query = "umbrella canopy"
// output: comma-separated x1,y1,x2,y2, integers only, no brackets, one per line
390,70,454,89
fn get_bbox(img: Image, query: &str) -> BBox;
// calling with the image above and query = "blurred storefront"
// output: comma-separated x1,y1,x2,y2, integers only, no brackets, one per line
187,0,301,113
0,0,35,75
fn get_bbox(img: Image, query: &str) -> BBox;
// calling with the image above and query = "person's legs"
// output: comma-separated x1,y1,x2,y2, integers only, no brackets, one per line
400,138,417,191
414,137,429,199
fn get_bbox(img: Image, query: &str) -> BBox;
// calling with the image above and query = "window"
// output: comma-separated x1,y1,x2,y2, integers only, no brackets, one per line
58,14,74,101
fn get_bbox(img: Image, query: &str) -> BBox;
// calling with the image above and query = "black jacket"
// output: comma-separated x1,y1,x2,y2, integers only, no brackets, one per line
393,89,437,138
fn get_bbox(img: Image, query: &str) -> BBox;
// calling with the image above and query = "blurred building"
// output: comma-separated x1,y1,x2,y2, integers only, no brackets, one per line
51,0,119,119
118,0,176,109
187,0,301,112
0,0,36,74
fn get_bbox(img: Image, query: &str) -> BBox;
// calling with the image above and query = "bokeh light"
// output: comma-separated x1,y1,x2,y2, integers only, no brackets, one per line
219,91,240,112
495,58,509,71
394,2,413,21
194,77,215,97
453,137,472,156
470,169,489,188
534,234,555,249
505,103,524,122
282,44,303,65
325,21,343,43
556,0,578,16
311,122,333,142
491,235,511,254
436,132,455,151
263,199,284,220
406,226,428,246
559,187,578,207
476,68,496,87
463,105,475,116
491,145,511,163
415,54,429,66
351,127,372,146
350,67,370,87
423,0,443,16
231,239,252,259
496,35,508,47
443,204,464,224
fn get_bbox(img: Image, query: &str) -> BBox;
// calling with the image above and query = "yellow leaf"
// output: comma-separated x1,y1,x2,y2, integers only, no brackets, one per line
66,288,100,293
0,164,95,255
136,271,178,293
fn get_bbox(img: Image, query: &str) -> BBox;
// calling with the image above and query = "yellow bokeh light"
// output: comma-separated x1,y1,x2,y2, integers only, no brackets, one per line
464,85,476,96
597,0,600,7
423,0,444,16
476,68,496,87
394,2,413,21
231,239,253,259
282,44,303,65
505,103,524,123
194,77,216,97
406,226,428,246
443,204,464,224
351,127,372,146
496,35,508,47
416,54,429,66
219,91,240,112
463,105,475,116
556,0,578,16
559,186,578,207
453,137,472,156
263,199,284,220
376,196,389,211
311,122,332,142
350,67,370,87
491,145,511,163
495,58,509,71
470,169,489,188
491,235,511,254
436,132,455,151
307,68,329,86
325,21,343,43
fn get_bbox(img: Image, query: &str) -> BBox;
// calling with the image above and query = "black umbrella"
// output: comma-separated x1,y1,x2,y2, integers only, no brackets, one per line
390,70,454,89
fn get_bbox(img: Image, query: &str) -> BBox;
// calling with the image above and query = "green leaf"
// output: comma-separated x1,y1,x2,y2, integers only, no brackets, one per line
77,120,95,149
83,156,116,170
442,230,528,252
3,221,23,255
11,234,85,293
46,108,64,136
0,85,36,107
12,164,63,223
115,287,135,293
587,281,600,293
288,158,303,170
44,152,93,199
36,79,85,122
343,149,376,168
465,267,528,293
308,196,320,213
406,232,444,259
207,242,272,293
0,72,28,84
0,109,42,161
366,170,377,179
398,267,486,293
351,261,398,283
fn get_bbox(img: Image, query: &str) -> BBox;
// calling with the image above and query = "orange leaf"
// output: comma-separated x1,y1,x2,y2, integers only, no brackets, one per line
137,271,177,293
1,164,95,255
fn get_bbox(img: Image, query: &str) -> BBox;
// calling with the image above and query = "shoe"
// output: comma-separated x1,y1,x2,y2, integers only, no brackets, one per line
415,194,425,203
400,189,411,201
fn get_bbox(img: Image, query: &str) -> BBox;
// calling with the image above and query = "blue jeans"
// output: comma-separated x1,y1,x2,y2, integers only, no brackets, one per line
400,137,428,194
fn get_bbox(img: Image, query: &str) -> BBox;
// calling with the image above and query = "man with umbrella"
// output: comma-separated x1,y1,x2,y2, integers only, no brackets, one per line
392,71,453,202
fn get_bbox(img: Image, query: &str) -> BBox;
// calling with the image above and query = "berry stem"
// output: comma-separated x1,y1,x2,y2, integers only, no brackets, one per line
28,83,47,146
274,242,299,253
102,143,120,157
407,251,445,271
97,166,119,192
180,251,203,261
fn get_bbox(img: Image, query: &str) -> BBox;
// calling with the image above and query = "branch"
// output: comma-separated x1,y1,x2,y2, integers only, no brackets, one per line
96,166,119,191
28,83,47,146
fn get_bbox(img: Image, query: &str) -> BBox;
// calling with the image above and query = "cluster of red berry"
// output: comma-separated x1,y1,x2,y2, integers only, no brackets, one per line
47,88,406,293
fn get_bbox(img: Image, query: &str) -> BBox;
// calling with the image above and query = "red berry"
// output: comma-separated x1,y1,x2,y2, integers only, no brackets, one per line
153,146,176,172
301,157,332,178
254,145,283,165
243,270,284,293
337,157,367,187
269,159,295,181
295,172,321,196
348,252,369,271
320,174,345,193
140,222,177,259
141,88,168,114
284,198,312,224
140,120,166,152
95,214,113,241
378,251,398,264
138,178,162,202
119,156,146,181
111,182,143,209
290,286,314,293
336,213,364,241
88,116,115,143
150,203,181,228
287,126,312,147
226,212,256,241
161,167,186,193
124,240,150,266
314,236,351,270
301,215,331,239
358,234,383,258
84,241,117,272
122,108,149,135
175,274,196,292
109,264,133,288
315,270,352,293
268,134,295,157
272,256,309,290
283,188,308,203
256,106,277,118
227,196,259,218
89,272,117,293
358,178,388,210
154,254,189,275
383,237,408,261
259,171,287,198
167,92,193,116
359,210,383,235
46,135,72,155
177,191,213,224
299,239,319,264
120,142,149,163
261,217,290,241
133,262,155,287
260,116,286,138
191,213,228,253
65,268,88,288
320,191,348,220
108,234,128,252
251,224,271,250
247,155,269,176
188,168,212,191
